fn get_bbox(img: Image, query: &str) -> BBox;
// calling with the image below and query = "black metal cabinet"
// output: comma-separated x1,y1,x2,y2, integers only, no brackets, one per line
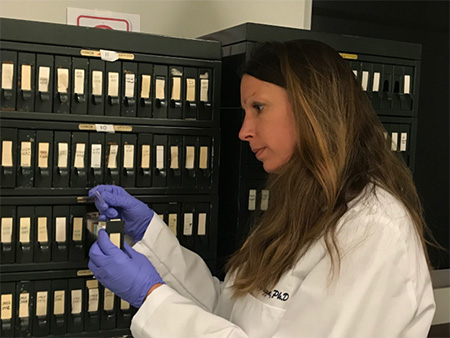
0,18,221,337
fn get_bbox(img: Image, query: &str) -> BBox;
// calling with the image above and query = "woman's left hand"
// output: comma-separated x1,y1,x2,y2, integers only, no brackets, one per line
88,229,164,308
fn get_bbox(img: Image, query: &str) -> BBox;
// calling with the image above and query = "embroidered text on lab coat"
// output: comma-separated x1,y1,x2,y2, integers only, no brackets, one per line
262,289,290,301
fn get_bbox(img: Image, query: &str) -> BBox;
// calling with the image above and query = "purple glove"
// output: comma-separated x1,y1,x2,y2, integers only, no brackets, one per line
88,229,164,308
89,185,153,242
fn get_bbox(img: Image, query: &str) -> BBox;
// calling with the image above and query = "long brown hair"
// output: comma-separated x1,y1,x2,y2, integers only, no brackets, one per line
226,40,431,298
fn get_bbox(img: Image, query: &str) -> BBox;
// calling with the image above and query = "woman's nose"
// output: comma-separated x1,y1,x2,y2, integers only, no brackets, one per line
238,113,253,141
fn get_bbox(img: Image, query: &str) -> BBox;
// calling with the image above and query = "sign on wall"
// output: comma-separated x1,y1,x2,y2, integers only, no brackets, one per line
67,7,140,32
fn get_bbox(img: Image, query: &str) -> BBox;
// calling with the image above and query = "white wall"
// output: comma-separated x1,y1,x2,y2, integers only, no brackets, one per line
0,0,312,38
433,287,450,325
431,270,450,326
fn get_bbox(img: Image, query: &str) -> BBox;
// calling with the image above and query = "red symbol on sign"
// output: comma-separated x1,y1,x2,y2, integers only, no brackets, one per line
95,25,113,30
76,15,130,31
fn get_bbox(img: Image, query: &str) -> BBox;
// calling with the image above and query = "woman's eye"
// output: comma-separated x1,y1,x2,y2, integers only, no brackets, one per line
253,103,264,112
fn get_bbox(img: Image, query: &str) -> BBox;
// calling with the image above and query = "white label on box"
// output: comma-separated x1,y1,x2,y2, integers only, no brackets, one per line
19,292,29,318
141,145,150,169
19,217,30,243
36,291,48,317
88,288,99,312
120,299,130,310
400,132,408,152
38,142,49,168
74,143,85,168
391,132,398,151
183,213,193,236
58,143,68,168
2,140,13,167
71,290,82,314
1,63,13,90
372,72,380,92
107,144,118,169
104,288,115,311
53,290,65,315
170,146,179,169
200,79,209,102
186,78,196,102
74,69,85,95
155,78,165,100
21,64,32,91
1,294,12,320
261,190,270,211
55,217,66,243
199,146,208,169
125,73,135,98
404,75,411,94
123,144,134,169
168,213,177,236
156,145,164,169
108,72,119,97
1,217,13,244
361,71,369,91
73,217,83,241
86,279,98,290
38,66,50,92
171,77,181,101
37,217,48,243
141,75,151,99
110,233,121,248
92,71,103,96
185,146,195,169
57,68,69,93
91,144,102,168
21,141,32,167
248,189,257,211
198,213,207,235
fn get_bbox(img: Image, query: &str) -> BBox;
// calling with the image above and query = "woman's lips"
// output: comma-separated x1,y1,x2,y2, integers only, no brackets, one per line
253,147,264,160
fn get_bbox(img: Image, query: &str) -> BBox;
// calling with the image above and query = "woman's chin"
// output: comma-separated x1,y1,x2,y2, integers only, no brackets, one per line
262,162,276,174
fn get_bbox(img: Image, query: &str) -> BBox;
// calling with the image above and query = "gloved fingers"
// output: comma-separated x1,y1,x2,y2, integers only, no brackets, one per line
88,261,111,282
94,198,109,212
101,190,136,209
122,242,133,258
96,229,122,256
89,185,112,203
88,241,106,267
89,190,111,211
89,187,113,216
90,185,126,207
89,185,118,195
109,185,127,195
91,186,151,215
88,186,101,197
90,195,119,220
88,258,101,274
124,243,150,262
123,242,141,259
103,207,119,219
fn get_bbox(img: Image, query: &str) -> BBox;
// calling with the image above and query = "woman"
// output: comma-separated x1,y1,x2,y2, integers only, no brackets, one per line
88,40,435,337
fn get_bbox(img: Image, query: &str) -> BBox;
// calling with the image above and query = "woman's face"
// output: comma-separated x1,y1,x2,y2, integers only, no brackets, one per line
239,74,297,173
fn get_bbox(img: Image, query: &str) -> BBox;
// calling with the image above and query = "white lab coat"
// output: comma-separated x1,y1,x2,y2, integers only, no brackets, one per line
131,186,435,338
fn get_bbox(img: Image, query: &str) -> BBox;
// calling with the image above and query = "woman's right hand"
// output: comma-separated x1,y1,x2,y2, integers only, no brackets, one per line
89,185,154,242
89,229,164,308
